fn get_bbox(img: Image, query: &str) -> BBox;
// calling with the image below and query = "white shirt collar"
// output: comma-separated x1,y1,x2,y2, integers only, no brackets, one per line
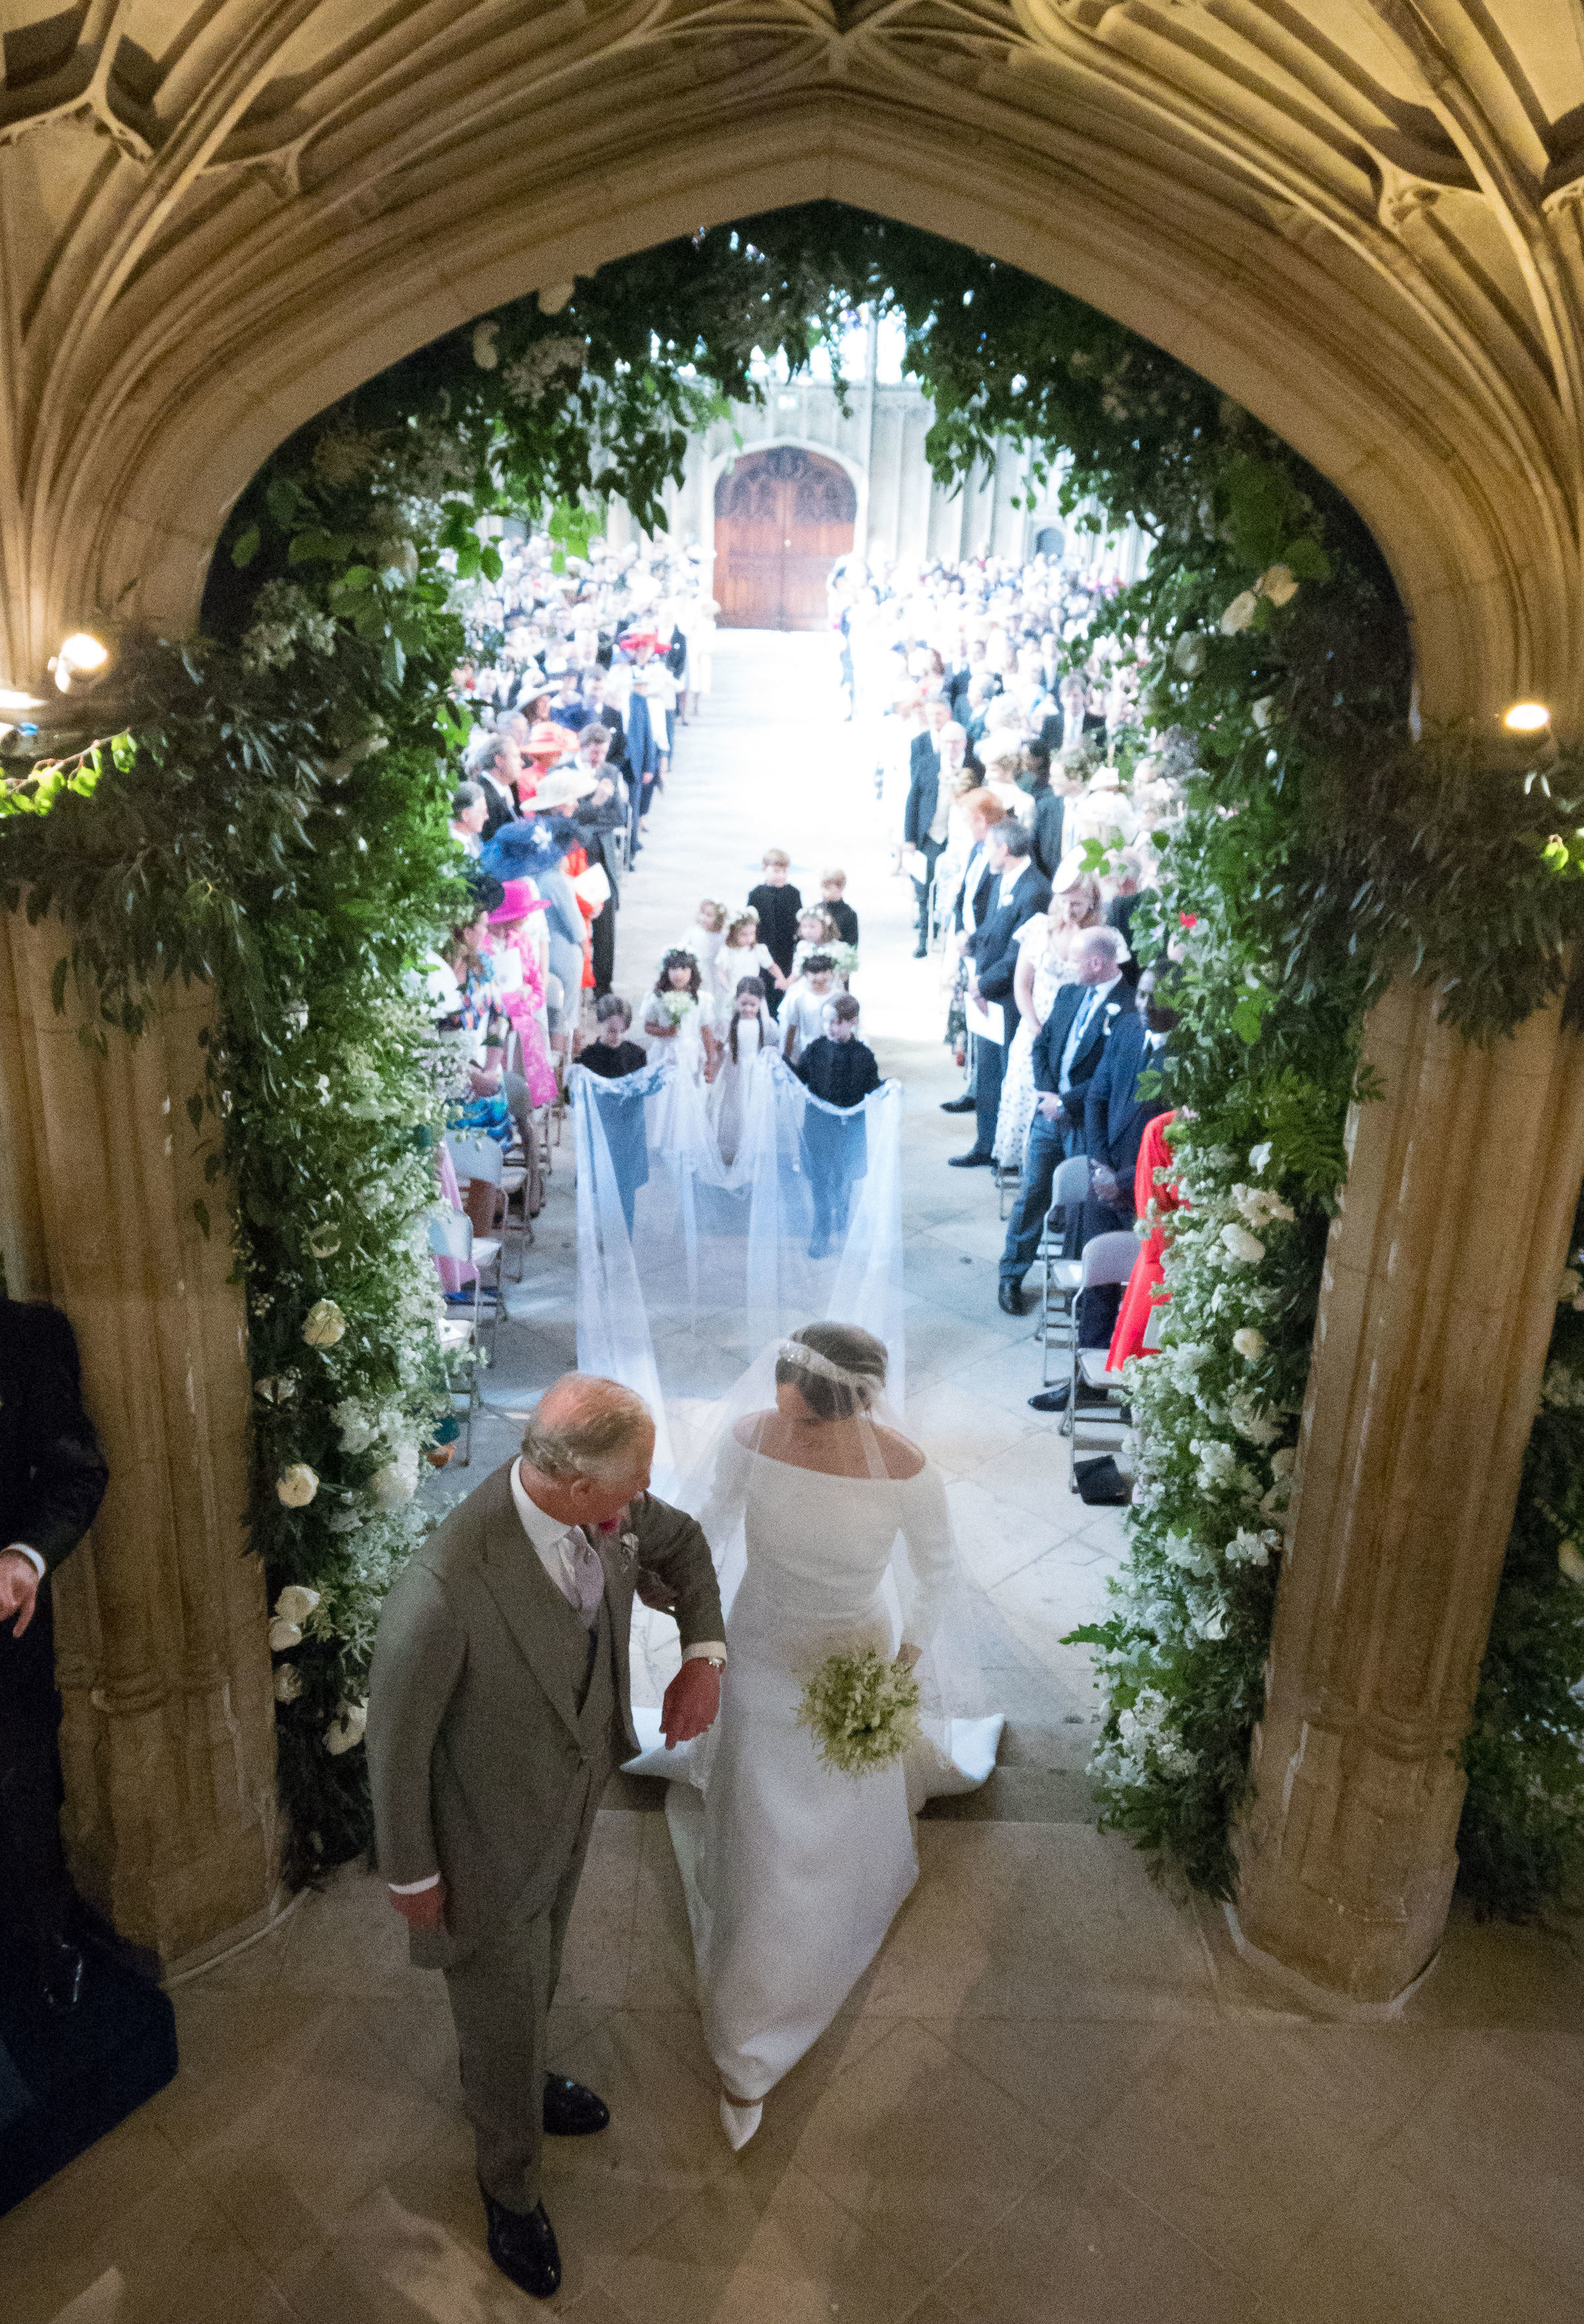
510,1457,579,1554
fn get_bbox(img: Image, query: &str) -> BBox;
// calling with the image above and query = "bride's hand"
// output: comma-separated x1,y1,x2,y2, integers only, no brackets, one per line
894,1642,923,1671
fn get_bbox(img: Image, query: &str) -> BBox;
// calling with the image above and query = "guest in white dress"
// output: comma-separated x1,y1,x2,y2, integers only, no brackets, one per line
643,950,719,1082
706,979,769,1165
779,956,838,1065
675,900,730,999
720,909,790,1007
687,1325,971,2147
992,867,1103,1169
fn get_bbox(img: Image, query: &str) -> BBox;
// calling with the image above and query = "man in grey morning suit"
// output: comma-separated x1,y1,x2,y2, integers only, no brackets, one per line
368,1374,725,2301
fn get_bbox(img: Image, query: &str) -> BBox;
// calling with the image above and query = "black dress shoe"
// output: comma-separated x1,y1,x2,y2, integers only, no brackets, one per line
481,2188,562,2299
940,1094,977,1114
39,1934,85,2014
543,2074,610,2135
998,1282,1028,1316
913,942,928,959
948,1150,994,1168
1028,1383,1071,1412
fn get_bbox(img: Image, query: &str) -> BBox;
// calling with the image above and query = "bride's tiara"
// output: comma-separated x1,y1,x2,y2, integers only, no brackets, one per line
775,1339,882,1397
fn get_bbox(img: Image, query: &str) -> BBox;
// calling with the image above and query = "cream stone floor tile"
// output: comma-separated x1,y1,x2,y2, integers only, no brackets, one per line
605,2156,933,2324
782,2019,1065,2280
860,1825,1218,2023
1371,2029,1584,2298
941,1473,1087,1592
1085,2022,1466,2299
276,2167,556,2323
986,1542,1119,1659
1278,2157,1584,2324
904,1378,1043,1484
966,1429,1119,1526
1,2151,284,2324
1399,1899,1584,2031
927,2015,1179,2142
935,2151,1267,2324
0,2110,184,2292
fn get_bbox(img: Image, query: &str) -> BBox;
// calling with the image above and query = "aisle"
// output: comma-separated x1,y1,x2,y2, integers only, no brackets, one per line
445,628,1122,1801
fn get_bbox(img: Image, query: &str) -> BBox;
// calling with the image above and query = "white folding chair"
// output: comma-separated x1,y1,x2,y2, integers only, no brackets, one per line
1036,1154,1091,1384
448,1129,528,1282
428,1210,502,1464
1066,1228,1141,1489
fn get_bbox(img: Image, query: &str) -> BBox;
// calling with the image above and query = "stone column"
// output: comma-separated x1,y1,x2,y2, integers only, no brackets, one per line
0,909,278,1964
1235,975,1584,2002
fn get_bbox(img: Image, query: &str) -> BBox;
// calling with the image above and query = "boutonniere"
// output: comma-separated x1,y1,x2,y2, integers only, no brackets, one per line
618,1529,641,1570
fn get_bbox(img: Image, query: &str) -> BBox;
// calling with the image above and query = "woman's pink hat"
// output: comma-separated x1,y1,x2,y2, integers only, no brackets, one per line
489,877,548,924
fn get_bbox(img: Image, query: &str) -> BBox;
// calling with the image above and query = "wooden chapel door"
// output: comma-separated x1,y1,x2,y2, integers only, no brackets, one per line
714,448,857,629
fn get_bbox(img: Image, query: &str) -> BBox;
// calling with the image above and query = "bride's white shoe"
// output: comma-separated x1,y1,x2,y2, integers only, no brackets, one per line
719,2093,763,2150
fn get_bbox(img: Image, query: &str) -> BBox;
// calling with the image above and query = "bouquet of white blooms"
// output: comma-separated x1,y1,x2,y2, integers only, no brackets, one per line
657,990,695,1027
796,1648,922,1778
826,940,859,978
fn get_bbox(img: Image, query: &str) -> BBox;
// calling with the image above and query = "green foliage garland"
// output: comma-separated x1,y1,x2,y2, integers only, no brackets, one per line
3,204,1581,1910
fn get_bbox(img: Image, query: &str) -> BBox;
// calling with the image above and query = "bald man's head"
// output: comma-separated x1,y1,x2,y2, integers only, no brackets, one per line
522,1374,653,1484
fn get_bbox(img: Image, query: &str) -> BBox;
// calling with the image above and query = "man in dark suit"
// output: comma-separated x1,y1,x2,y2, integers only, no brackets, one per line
904,720,969,959
370,1374,724,2301
472,734,524,841
949,824,1051,1168
908,693,952,794
0,1294,109,2011
996,927,1131,1313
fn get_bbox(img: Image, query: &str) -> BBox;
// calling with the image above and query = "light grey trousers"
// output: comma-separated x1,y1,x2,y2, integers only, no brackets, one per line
441,1775,604,2212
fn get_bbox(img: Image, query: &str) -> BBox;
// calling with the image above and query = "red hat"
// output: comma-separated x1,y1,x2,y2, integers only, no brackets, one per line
619,629,662,654
524,720,576,761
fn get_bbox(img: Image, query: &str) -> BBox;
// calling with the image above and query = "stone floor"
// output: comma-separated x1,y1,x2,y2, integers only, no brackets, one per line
6,634,1583,2323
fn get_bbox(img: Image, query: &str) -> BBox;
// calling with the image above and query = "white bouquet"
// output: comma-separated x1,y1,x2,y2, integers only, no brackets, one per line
657,990,694,1027
827,941,859,978
796,1648,923,1778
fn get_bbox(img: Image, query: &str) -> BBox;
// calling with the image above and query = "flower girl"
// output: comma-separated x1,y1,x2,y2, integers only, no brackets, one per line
675,898,730,999
707,978,769,1165
643,949,720,1081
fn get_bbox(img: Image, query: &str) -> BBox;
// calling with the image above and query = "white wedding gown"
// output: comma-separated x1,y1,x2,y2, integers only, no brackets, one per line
632,1430,1000,2106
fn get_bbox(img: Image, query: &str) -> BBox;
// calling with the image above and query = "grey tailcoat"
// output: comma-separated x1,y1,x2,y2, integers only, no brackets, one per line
366,1461,724,1946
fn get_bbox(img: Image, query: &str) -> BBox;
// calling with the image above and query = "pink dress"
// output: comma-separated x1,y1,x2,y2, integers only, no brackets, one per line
488,914,558,1108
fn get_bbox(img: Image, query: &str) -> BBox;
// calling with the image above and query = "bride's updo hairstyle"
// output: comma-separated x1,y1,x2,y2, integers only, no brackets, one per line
775,1323,888,1420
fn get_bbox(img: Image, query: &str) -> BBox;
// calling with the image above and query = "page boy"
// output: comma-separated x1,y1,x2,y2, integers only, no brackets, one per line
793,993,881,1258
747,849,803,1020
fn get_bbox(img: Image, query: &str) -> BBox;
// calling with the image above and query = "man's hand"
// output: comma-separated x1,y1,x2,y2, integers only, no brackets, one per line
389,1879,447,1934
660,1658,721,1748
1036,1094,1064,1121
1091,1165,1123,1206
0,1550,40,1639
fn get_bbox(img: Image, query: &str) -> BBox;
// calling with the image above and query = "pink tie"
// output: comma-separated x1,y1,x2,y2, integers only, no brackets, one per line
567,1527,606,1627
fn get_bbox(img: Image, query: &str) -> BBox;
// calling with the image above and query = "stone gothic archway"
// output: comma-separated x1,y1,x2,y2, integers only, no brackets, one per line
5,3,1584,1991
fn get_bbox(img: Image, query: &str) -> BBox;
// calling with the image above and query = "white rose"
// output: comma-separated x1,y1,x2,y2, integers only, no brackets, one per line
1269,1446,1297,1478
1220,1222,1266,1264
1247,1141,1273,1177
1257,564,1299,607
1172,632,1207,675
274,1663,303,1702
276,1464,319,1509
1232,1327,1265,1361
472,319,501,370
325,1701,368,1756
274,1584,321,1625
1251,695,1277,731
1220,590,1259,635
268,1616,303,1651
302,1299,347,1347
1557,1269,1582,1305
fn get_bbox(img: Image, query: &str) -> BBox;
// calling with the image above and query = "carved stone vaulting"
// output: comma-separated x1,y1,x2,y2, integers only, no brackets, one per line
2,1,1583,1989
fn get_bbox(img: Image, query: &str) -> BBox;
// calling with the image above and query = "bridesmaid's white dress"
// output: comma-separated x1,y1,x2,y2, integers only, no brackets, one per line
663,1436,968,2103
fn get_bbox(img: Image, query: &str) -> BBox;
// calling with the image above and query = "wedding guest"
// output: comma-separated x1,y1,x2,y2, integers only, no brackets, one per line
707,978,770,1166
746,849,803,1017
950,823,1052,1168
794,993,882,1258
820,869,858,951
367,1378,724,2300
781,952,839,1064
450,782,488,858
721,908,788,1006
643,950,719,1080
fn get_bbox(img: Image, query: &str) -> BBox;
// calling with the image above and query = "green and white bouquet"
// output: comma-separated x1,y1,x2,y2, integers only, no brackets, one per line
827,940,859,978
657,989,695,1027
797,1648,923,1778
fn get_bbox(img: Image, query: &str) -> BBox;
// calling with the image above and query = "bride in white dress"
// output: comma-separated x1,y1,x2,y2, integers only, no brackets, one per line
667,1322,992,2148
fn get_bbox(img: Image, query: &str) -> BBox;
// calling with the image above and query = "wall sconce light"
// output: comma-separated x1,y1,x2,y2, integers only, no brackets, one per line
1502,701,1551,733
49,631,111,692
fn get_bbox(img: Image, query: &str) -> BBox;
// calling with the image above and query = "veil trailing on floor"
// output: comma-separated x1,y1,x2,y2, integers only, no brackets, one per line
572,1050,906,1489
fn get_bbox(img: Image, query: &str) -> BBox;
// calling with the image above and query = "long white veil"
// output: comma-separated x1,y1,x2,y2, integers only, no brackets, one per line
573,1050,906,1489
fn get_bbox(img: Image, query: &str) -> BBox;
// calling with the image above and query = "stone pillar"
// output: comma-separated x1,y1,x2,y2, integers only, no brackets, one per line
0,909,278,1964
1236,975,1584,2002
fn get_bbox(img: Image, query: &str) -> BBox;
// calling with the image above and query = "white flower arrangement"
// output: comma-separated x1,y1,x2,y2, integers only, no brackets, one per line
657,989,695,1027
796,1649,922,1778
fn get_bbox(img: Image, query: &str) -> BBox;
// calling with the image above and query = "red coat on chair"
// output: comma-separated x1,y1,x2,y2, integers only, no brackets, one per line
1107,1111,1184,1371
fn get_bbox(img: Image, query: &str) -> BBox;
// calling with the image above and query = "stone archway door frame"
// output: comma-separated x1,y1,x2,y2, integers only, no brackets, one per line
5,37,1584,1989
